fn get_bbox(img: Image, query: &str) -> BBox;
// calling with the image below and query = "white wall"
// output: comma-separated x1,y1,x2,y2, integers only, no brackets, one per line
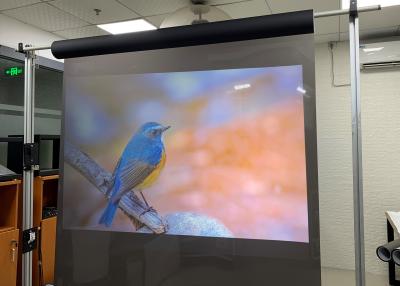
316,41,355,271
0,13,64,60
361,60,400,276
316,41,400,278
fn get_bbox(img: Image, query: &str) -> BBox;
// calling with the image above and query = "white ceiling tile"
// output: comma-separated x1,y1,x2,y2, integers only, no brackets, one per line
50,0,139,25
315,16,339,35
360,6,400,29
314,33,340,43
267,0,339,13
212,0,254,4
54,25,108,39
0,0,40,11
118,0,188,16
340,6,400,32
3,2,88,31
218,0,271,19
146,14,167,28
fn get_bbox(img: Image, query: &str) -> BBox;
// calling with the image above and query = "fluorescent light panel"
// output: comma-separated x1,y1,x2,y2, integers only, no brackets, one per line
234,83,251,90
296,86,306,94
98,19,156,35
362,47,384,52
342,0,400,8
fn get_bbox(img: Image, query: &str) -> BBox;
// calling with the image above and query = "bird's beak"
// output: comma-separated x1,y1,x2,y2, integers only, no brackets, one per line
161,126,170,132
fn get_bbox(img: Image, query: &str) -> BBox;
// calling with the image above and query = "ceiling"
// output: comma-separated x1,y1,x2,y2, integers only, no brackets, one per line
0,0,399,43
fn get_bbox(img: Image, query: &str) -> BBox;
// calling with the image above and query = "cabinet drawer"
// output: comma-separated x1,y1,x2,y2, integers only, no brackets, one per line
0,229,19,286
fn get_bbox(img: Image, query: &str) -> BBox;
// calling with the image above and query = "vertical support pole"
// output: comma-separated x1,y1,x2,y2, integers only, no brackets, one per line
22,49,36,286
349,1,365,286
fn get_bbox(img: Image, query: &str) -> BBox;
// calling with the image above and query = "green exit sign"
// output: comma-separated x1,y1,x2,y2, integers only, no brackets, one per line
4,67,23,77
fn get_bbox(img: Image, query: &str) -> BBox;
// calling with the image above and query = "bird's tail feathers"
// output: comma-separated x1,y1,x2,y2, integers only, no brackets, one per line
100,178,122,227
99,201,119,227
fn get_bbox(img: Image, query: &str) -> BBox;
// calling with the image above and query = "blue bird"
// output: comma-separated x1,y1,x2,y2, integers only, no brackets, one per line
99,122,170,227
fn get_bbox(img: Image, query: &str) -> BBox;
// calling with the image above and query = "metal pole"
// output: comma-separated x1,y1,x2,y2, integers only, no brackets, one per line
22,49,36,286
23,45,51,51
314,5,380,18
17,4,382,54
349,1,365,286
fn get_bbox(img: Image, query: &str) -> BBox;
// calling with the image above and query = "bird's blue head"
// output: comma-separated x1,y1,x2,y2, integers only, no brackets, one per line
138,122,170,140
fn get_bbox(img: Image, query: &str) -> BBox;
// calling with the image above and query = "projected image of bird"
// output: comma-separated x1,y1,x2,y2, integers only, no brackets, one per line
99,122,170,227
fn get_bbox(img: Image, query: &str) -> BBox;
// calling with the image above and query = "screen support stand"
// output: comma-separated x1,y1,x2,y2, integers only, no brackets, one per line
22,48,37,286
19,5,380,286
349,1,366,286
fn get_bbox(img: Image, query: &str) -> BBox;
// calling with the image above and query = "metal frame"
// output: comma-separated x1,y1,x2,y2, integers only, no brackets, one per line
314,4,379,18
18,4,381,286
0,45,64,71
349,2,366,286
22,49,35,286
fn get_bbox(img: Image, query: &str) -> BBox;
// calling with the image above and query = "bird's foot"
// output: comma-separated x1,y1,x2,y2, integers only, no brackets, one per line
139,206,156,217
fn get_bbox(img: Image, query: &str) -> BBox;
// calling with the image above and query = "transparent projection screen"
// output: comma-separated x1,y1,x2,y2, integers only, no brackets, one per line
58,27,320,286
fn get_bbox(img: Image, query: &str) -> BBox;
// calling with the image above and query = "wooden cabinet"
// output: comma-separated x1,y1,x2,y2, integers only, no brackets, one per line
32,175,58,286
1,176,58,286
0,180,19,232
33,175,59,227
0,180,20,286
39,217,57,284
0,229,19,286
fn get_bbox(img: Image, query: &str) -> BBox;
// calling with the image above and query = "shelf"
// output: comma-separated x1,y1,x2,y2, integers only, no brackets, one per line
0,180,20,232
0,226,14,233
0,180,20,187
0,137,23,143
1,134,60,176
33,175,59,227
0,175,21,183
36,169,59,177
40,174,59,182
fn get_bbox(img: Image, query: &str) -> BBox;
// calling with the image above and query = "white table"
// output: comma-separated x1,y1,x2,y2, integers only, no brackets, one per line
386,211,400,237
385,211,400,285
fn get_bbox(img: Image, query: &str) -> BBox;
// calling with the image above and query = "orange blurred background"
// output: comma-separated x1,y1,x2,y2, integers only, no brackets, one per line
147,100,308,242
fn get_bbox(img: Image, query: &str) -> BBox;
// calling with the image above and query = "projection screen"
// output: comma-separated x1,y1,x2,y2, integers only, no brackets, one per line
56,10,320,286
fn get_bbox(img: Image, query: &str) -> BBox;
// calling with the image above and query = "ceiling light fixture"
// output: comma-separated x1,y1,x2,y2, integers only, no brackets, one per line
234,83,251,90
362,47,384,52
341,0,400,8
97,19,156,35
296,86,306,94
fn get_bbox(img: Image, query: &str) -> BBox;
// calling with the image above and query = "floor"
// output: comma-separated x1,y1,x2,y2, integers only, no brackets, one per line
322,267,389,286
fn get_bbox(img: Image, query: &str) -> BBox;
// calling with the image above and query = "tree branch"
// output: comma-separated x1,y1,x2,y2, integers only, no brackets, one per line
64,141,167,234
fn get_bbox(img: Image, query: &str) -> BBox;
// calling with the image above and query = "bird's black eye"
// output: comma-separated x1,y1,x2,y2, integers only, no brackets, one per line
150,129,158,137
